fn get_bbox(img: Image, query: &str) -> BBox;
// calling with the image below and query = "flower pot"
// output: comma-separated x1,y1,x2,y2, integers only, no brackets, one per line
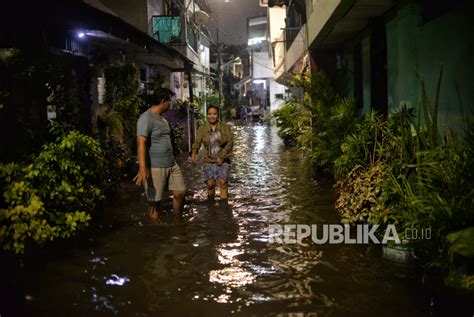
382,241,414,264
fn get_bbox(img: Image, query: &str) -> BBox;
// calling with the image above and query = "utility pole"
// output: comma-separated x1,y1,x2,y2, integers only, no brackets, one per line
217,28,223,107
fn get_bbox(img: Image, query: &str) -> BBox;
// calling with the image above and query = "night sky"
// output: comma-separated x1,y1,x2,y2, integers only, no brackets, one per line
206,0,267,44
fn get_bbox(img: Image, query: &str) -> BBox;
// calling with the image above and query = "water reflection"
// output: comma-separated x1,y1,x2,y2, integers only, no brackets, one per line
105,274,130,286
90,287,117,314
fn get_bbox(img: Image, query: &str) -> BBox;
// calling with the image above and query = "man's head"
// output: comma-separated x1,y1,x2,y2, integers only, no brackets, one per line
207,105,219,124
152,88,175,111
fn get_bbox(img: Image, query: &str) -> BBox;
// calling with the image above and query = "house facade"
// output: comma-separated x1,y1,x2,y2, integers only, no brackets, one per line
266,0,474,131
145,0,213,106
0,0,204,159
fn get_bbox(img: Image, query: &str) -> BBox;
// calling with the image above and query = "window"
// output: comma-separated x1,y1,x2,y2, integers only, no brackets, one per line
149,16,182,44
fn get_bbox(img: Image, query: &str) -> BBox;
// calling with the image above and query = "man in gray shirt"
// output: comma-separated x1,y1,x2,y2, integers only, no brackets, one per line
133,88,186,220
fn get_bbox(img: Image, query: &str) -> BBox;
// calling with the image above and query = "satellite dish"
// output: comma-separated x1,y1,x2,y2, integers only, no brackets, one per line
193,10,210,26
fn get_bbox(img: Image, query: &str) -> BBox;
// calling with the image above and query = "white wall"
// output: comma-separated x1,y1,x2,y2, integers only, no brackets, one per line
200,45,210,72
171,72,184,100
269,79,286,112
147,0,164,23
268,7,286,76
268,7,286,42
253,51,274,79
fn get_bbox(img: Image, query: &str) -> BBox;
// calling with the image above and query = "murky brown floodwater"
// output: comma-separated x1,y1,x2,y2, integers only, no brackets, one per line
14,124,432,316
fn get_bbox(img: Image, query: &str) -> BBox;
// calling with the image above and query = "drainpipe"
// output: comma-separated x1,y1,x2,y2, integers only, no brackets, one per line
187,71,194,154
188,71,194,103
187,106,192,155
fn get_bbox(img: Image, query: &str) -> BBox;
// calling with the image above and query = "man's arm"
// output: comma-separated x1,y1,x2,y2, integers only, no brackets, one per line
133,136,148,185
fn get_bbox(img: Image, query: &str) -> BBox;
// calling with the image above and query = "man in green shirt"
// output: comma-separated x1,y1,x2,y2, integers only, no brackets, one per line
134,88,186,220
191,105,233,200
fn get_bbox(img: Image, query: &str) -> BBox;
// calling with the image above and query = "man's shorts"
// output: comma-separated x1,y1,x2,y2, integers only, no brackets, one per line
203,163,230,183
144,163,186,202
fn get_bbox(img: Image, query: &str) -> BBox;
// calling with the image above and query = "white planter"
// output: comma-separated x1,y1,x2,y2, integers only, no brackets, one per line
382,241,414,263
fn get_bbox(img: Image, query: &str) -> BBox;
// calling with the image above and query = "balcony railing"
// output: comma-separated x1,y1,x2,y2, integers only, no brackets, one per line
149,15,199,54
186,22,197,52
149,16,182,44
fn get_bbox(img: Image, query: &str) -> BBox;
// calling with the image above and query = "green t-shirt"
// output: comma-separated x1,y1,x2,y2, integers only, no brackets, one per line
136,109,175,168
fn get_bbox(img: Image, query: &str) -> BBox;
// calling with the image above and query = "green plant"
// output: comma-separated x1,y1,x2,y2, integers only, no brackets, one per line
271,69,358,176
333,104,425,229
0,47,92,161
383,134,474,267
99,135,127,194
378,69,474,281
294,70,358,174
0,131,104,254
417,66,443,148
301,96,357,175
445,227,474,292
271,100,307,146
335,163,389,224
205,91,220,107
104,62,144,149
170,123,185,156
334,105,418,180
186,99,206,126
97,109,125,141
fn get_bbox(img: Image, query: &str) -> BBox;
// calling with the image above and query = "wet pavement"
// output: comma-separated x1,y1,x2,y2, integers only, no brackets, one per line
14,124,431,316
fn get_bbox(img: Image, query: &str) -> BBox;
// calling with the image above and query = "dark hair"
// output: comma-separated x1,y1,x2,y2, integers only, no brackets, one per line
152,88,175,105
207,105,220,114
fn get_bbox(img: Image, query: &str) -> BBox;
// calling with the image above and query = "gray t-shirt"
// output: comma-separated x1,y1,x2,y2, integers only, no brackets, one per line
136,109,175,168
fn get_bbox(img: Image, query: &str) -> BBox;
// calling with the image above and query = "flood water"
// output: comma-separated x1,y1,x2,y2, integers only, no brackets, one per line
12,124,432,316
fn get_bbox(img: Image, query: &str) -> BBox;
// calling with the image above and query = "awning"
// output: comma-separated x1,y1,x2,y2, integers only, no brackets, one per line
309,0,395,50
234,76,252,90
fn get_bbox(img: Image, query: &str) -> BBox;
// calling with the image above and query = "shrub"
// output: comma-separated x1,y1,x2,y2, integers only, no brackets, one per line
335,163,389,224
99,136,127,194
271,101,307,146
170,123,185,156
271,69,357,175
301,97,357,175
0,131,104,254
334,105,417,179
104,62,143,149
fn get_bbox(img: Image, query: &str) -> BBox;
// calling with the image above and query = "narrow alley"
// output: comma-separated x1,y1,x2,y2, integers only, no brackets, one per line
14,125,431,316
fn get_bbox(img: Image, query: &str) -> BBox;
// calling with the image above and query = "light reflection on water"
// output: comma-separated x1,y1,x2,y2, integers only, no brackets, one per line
209,267,255,288
105,274,130,286
14,124,431,316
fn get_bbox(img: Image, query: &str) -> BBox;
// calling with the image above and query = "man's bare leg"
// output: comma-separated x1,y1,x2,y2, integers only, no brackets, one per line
218,178,228,199
207,179,216,200
148,202,160,220
172,190,186,213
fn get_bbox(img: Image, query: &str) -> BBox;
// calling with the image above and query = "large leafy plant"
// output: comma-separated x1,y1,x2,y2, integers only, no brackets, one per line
104,62,143,149
271,100,308,146
334,163,389,224
272,69,357,175
0,131,104,254
292,70,357,175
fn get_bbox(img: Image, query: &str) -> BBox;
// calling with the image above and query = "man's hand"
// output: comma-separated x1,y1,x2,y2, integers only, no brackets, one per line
135,136,148,186
216,158,223,166
191,153,197,163
133,168,149,186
